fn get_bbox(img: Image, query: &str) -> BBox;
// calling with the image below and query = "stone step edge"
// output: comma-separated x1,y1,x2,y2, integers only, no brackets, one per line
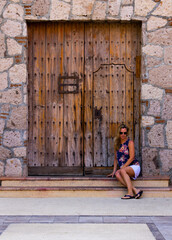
0,186,172,191
0,176,170,181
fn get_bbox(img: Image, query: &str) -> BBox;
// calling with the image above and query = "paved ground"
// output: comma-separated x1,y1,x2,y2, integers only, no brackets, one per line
0,198,171,240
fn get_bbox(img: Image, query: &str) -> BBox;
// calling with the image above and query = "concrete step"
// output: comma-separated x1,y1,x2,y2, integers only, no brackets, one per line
0,176,170,188
0,176,171,198
0,186,172,198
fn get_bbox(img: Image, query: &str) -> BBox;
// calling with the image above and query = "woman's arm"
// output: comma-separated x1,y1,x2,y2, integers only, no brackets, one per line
121,140,135,168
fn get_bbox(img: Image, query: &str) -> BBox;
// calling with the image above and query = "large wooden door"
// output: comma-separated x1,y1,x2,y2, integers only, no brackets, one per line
28,22,141,176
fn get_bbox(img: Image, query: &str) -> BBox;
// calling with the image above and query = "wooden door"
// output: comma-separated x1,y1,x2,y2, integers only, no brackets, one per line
27,22,141,176
28,22,85,175
84,23,141,175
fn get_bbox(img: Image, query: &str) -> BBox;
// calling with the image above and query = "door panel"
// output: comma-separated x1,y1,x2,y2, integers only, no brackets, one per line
84,23,141,175
28,22,85,175
28,22,141,176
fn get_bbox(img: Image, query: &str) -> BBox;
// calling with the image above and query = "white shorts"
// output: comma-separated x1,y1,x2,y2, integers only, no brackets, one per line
130,165,141,180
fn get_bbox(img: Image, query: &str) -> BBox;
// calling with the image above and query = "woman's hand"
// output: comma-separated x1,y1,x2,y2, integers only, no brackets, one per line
107,171,116,178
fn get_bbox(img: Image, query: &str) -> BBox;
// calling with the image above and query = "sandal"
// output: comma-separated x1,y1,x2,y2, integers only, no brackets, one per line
135,190,143,199
121,194,135,199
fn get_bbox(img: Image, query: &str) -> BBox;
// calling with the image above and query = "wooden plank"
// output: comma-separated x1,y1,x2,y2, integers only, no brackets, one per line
71,23,84,167
32,23,42,167
119,24,126,124
84,167,113,176
63,23,74,167
27,23,33,166
50,23,59,166
84,23,94,168
92,23,110,167
63,22,84,169
56,23,64,167
45,22,57,167
29,167,83,176
125,23,134,139
38,22,46,167
134,23,142,159
109,23,119,167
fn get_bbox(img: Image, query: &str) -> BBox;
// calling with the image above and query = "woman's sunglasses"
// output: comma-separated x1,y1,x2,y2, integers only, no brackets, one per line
120,132,127,135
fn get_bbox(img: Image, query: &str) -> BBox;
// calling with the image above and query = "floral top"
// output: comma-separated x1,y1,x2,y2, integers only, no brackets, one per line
116,138,139,168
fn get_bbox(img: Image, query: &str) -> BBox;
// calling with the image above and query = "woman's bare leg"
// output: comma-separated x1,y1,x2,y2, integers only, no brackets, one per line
120,168,134,196
115,168,141,197
115,170,127,187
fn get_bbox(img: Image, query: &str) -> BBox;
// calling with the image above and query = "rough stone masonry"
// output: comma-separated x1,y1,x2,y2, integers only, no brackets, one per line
0,0,172,180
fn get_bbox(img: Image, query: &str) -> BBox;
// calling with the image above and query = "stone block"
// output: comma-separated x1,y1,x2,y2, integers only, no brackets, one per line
148,124,164,148
50,1,70,20
162,94,172,120
72,0,94,17
108,0,121,16
22,164,28,177
23,22,27,36
3,131,22,148
7,106,27,130
142,147,160,176
32,0,50,17
3,3,24,21
141,104,146,114
147,16,167,31
147,56,162,68
134,0,156,16
148,28,172,46
142,45,163,58
147,100,161,116
9,64,27,84
5,158,22,177
1,104,10,113
122,0,133,5
120,6,133,20
0,0,6,15
142,116,154,127
164,46,172,65
13,147,27,157
22,0,33,3
7,38,22,56
1,20,22,37
159,149,172,172
149,65,172,88
141,84,163,100
153,0,172,17
92,2,106,20
0,88,22,105
0,58,13,72
0,119,5,134
166,121,172,148
0,161,4,176
0,32,5,58
0,146,12,160
0,72,8,91
23,131,28,141
24,94,27,104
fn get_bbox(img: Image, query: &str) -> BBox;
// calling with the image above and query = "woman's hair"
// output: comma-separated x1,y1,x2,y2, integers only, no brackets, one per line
114,123,129,151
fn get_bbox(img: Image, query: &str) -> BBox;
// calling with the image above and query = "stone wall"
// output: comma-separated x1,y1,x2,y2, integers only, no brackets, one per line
0,0,172,179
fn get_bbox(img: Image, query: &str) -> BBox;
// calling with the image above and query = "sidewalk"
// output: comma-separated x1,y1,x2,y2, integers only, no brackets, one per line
0,198,171,240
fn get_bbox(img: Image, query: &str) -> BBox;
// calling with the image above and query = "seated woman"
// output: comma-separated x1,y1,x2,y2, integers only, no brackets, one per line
108,123,143,199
